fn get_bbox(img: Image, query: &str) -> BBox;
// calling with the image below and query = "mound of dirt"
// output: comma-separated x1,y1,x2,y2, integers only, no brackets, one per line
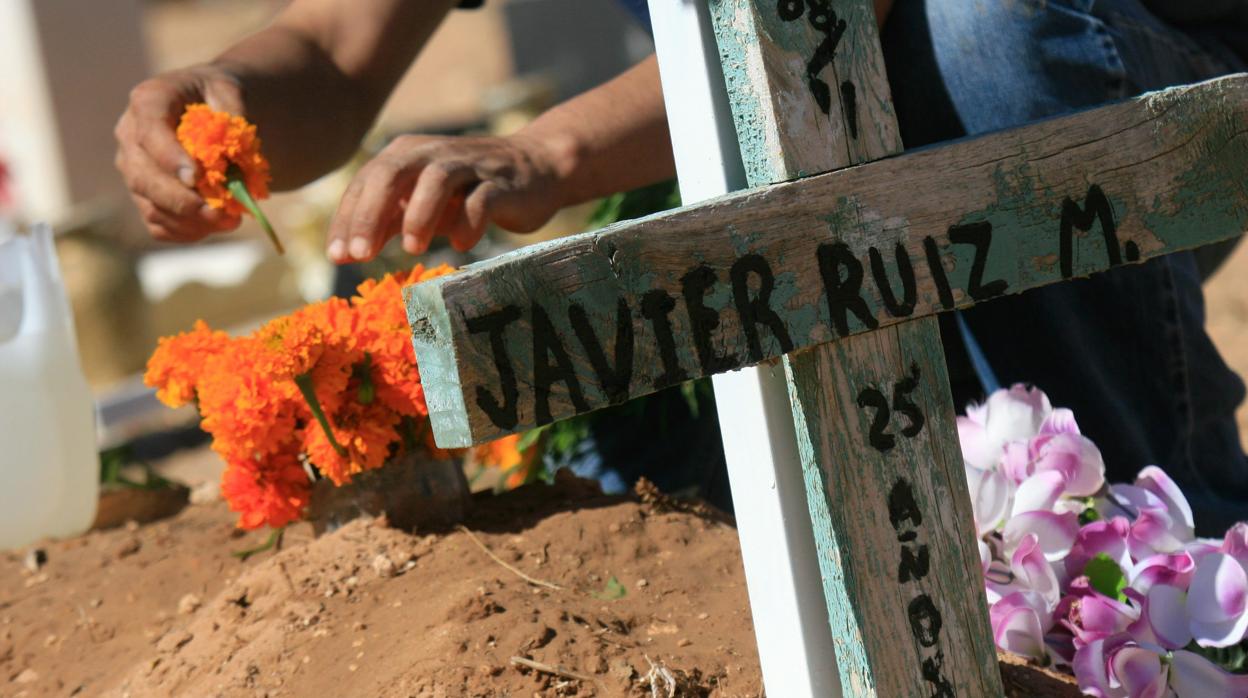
2,471,1078,697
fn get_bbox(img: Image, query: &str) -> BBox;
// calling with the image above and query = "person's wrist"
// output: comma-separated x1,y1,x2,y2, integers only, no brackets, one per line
512,125,581,209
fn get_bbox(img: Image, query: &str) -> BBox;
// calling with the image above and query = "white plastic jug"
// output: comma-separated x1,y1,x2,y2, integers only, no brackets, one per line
0,222,98,549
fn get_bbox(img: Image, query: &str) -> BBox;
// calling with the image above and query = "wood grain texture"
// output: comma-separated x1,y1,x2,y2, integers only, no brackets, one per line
405,74,1248,446
707,0,901,183
787,317,999,695
706,1,999,694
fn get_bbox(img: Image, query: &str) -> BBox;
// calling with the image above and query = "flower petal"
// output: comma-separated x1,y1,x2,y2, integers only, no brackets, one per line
1129,552,1196,595
1142,585,1192,650
1169,650,1248,698
1135,466,1194,543
1040,407,1081,435
1003,510,1079,561
1188,553,1248,648
991,592,1051,660
1012,470,1068,517
1109,645,1167,698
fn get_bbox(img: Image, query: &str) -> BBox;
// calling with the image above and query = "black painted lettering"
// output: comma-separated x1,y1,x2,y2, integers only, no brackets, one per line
908,595,943,648
922,651,955,698
465,306,522,430
869,243,917,317
888,478,923,532
856,388,894,452
817,242,878,337
892,362,925,438
681,265,741,374
731,254,794,362
923,236,955,310
531,303,590,424
776,0,803,21
898,542,931,584
641,289,689,388
840,80,858,139
949,221,1008,301
568,298,634,405
1060,183,1122,279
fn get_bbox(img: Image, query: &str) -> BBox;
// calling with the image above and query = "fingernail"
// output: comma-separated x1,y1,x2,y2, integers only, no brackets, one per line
402,236,421,255
348,237,371,260
178,166,195,187
327,239,346,260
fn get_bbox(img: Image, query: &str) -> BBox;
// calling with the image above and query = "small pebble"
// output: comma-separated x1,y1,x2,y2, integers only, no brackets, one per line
677,638,693,647
178,594,202,615
15,668,38,684
348,664,358,673
636,578,649,588
371,554,396,579
697,612,709,620
89,598,103,608
124,520,140,532
116,538,141,558
23,549,47,573
43,634,57,647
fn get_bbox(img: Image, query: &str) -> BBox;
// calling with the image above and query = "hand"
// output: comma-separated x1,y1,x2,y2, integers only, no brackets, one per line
325,133,570,263
114,65,247,242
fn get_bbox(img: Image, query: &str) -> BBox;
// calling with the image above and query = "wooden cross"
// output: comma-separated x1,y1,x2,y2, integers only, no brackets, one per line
406,1,1248,694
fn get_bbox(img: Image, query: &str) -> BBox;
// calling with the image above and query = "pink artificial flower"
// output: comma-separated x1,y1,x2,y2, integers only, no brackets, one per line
1010,533,1062,607
966,464,1011,536
1067,517,1133,580
1188,552,1248,648
1128,585,1192,650
1064,586,1139,647
1003,510,1080,562
1074,635,1248,698
1136,467,1195,542
1129,552,1196,595
958,384,1052,471
991,591,1053,661
1011,470,1068,517
1030,432,1105,497
1221,523,1248,571
1169,650,1248,697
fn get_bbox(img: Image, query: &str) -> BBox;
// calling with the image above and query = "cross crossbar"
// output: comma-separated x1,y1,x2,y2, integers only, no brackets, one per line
405,74,1248,448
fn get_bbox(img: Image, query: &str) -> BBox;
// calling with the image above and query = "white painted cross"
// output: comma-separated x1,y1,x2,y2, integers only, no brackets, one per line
405,1,1248,695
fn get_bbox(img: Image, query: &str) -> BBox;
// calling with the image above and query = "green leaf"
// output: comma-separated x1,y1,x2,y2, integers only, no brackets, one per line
592,575,627,601
1084,553,1128,602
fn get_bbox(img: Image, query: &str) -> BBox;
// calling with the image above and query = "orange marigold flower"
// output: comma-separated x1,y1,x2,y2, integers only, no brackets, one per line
303,400,400,486
176,104,271,217
351,263,456,417
220,451,310,530
473,434,537,489
144,319,231,407
196,338,301,463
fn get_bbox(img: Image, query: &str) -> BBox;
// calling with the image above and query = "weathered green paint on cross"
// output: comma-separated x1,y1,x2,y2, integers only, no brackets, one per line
404,1,1248,694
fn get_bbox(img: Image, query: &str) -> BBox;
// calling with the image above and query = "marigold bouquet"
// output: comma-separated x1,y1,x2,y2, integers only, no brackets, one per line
146,263,524,530
964,385,1248,696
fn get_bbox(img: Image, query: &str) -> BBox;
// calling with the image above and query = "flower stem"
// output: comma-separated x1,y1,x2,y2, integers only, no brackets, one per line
294,372,348,457
232,527,285,561
226,164,284,254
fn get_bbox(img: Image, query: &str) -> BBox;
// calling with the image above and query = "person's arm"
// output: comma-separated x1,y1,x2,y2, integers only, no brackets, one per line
325,54,674,262
326,0,897,263
114,0,457,242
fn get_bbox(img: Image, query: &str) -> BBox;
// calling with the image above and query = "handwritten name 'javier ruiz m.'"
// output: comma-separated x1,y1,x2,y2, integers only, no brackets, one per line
459,183,1127,432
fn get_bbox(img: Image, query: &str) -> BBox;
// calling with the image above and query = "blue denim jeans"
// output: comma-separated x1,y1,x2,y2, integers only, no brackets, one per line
576,0,1248,534
883,0,1248,535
